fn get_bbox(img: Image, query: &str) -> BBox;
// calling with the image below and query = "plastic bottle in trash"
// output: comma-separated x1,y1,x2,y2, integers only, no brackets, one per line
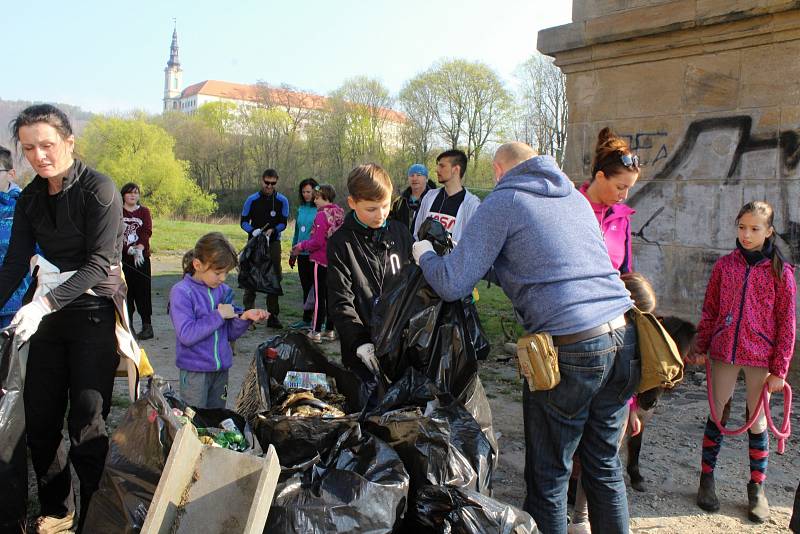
216,418,246,451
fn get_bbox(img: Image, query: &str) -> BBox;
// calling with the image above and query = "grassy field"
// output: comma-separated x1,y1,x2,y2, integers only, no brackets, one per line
151,217,249,254
149,218,518,346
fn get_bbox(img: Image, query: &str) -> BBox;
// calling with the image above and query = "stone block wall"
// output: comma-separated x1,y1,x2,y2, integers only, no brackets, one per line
539,1,800,322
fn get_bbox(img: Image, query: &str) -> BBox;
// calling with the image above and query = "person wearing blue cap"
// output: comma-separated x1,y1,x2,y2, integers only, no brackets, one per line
389,163,438,233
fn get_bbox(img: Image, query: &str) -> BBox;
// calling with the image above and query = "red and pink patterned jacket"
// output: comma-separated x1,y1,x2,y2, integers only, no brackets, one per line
695,249,796,378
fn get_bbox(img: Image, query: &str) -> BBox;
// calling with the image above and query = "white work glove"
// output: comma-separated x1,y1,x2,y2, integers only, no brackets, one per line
11,296,52,343
355,343,381,376
217,303,237,319
127,245,137,256
251,228,262,238
412,240,435,265
134,248,145,267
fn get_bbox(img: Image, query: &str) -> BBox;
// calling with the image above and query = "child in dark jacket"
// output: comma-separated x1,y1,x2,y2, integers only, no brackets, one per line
170,232,267,408
690,200,795,523
327,164,413,386
292,184,344,343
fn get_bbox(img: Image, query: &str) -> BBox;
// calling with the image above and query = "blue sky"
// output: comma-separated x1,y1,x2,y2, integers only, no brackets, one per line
3,0,572,114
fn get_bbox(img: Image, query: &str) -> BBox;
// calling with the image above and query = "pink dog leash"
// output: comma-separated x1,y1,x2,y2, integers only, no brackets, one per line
705,358,792,454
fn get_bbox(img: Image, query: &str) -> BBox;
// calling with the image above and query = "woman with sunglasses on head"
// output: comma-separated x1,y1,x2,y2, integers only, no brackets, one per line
570,128,641,534
579,127,641,274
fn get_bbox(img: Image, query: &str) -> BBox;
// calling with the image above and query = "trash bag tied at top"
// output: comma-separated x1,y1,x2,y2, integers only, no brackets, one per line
238,233,283,295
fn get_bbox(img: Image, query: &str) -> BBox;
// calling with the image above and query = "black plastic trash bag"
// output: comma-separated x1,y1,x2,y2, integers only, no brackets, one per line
238,233,283,295
264,424,409,534
256,415,360,469
463,300,490,361
365,369,494,497
82,377,180,534
0,330,27,534
242,333,367,419
371,218,489,397
413,485,539,534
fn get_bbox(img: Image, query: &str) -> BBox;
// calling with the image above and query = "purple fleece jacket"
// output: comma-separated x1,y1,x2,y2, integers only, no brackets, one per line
169,274,251,372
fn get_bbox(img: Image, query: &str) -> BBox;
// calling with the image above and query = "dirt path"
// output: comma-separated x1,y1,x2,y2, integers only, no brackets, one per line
28,253,797,532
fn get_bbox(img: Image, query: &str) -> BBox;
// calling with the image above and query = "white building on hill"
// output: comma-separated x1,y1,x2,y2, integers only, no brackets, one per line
161,28,405,133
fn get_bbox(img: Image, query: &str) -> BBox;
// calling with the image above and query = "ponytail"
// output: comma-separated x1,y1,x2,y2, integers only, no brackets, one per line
182,250,196,275
591,127,637,180
768,235,787,281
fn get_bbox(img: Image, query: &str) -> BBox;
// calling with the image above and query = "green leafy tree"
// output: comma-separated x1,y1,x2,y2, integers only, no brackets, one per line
78,115,216,217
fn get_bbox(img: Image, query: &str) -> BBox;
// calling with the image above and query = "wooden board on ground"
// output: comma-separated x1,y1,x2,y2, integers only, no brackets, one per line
141,425,280,534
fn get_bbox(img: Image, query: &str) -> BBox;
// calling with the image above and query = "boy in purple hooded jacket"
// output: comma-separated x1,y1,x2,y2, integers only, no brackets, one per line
169,232,267,408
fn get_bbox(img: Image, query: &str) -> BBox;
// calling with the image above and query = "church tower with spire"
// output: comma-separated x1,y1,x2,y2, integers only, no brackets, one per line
163,22,183,111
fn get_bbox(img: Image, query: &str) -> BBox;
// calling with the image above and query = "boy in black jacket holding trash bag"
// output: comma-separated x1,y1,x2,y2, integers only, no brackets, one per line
327,163,413,386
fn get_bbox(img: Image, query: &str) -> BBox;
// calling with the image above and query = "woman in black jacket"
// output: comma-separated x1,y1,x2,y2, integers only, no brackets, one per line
327,164,413,384
0,105,124,533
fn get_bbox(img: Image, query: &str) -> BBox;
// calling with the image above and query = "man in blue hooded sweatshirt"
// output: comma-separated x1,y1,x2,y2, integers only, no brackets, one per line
413,142,638,534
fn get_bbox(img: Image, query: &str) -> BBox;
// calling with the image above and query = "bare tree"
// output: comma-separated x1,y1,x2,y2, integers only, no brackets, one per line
423,60,511,171
515,53,568,166
399,72,438,161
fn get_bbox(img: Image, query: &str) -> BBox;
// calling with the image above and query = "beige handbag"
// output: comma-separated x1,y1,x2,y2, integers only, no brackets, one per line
517,332,560,391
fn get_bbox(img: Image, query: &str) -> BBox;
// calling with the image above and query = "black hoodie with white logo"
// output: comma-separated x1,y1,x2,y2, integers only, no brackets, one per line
326,211,413,367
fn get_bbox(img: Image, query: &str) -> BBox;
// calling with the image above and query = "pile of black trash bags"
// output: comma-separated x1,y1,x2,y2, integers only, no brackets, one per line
249,333,537,533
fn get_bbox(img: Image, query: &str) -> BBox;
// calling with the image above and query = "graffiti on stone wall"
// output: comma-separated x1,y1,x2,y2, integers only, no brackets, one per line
610,115,800,318
620,131,669,166
627,115,800,261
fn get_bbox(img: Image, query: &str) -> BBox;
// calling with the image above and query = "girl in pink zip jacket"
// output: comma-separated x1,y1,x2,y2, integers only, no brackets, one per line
579,127,640,274
691,200,795,523
291,184,344,343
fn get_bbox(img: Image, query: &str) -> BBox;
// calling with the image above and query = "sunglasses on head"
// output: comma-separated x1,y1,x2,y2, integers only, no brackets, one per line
263,180,277,186
620,153,640,169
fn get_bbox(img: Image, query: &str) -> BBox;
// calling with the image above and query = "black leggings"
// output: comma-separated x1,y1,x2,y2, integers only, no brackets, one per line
123,258,152,324
312,263,328,332
24,304,119,528
297,254,314,323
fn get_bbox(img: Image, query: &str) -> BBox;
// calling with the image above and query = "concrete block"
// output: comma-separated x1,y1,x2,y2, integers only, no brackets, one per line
563,122,592,180
661,245,721,320
584,0,697,44
537,22,587,57
565,72,598,124
696,0,800,26
142,426,280,534
576,0,684,24
682,54,741,112
630,241,668,299
609,60,685,119
674,181,744,249
740,41,800,108
629,179,677,244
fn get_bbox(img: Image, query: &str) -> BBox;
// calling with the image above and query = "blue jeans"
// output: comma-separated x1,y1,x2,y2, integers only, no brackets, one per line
522,323,639,534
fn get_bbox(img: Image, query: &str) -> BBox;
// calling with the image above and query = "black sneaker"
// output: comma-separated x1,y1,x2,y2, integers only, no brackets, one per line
266,316,283,329
137,324,154,340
